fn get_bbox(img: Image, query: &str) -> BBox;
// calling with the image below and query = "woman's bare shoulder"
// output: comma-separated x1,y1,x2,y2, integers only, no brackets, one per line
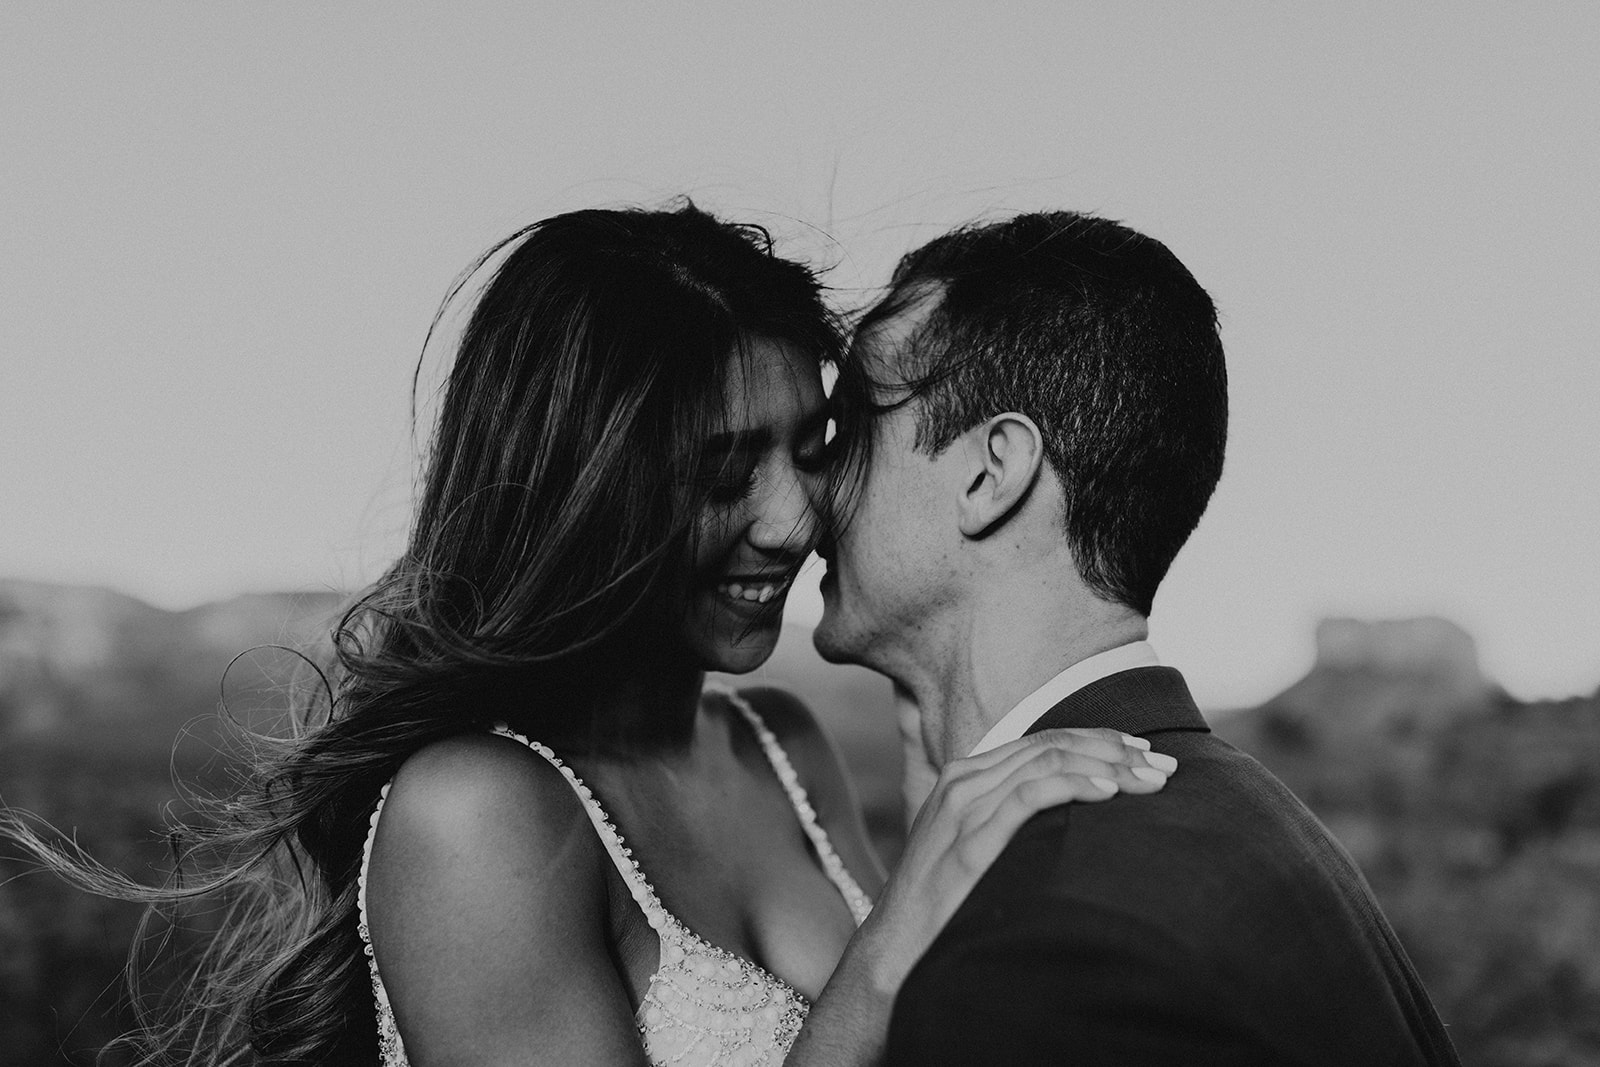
380,732,595,845
365,730,609,935
362,732,647,1064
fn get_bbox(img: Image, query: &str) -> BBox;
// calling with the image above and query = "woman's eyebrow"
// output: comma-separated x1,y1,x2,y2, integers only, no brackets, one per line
702,428,771,455
703,405,829,455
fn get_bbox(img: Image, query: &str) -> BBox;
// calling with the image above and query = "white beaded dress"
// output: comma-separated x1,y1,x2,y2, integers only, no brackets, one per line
356,689,874,1067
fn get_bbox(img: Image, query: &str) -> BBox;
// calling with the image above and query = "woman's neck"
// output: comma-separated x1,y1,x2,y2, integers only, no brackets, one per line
539,644,706,762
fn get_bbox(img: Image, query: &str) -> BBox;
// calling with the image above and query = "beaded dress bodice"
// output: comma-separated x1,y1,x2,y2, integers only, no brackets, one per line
356,689,874,1067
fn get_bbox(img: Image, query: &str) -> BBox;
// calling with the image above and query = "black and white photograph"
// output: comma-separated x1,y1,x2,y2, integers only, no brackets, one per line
2,4,1596,1065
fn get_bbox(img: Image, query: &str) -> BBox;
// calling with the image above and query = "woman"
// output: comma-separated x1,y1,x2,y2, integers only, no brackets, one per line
5,203,1171,1066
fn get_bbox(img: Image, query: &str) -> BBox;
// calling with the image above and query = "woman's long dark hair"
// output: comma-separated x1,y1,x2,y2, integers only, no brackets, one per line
1,202,845,1065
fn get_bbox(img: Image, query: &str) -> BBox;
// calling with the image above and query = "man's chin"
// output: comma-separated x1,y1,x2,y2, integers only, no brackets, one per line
810,612,860,666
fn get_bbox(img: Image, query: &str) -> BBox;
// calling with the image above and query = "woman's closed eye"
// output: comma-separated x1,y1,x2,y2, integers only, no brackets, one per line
706,460,760,504
699,413,830,504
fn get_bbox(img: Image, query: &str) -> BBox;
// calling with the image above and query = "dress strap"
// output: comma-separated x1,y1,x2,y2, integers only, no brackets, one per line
486,723,676,934
356,783,410,1066
709,687,875,925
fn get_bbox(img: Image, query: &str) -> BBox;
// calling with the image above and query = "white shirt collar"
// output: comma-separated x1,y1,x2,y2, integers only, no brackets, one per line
967,640,1159,757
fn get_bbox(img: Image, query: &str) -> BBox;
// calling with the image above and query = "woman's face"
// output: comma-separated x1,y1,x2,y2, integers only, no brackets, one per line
681,335,830,673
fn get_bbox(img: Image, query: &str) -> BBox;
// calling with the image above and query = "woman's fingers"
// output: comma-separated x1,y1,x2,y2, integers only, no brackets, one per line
930,729,1175,824
954,727,1170,780
962,744,1168,832
1005,736,1171,792
950,727,1122,771
997,744,1170,802
1024,727,1177,777
919,737,1172,854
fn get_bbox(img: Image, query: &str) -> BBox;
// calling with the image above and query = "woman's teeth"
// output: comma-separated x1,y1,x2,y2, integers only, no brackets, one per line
717,580,788,604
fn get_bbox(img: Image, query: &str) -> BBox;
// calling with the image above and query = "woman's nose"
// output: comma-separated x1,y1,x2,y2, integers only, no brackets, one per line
747,466,820,558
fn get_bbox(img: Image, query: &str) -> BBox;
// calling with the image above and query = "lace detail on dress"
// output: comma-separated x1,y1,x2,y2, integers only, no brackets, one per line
355,781,408,1067
713,687,874,926
354,689,872,1067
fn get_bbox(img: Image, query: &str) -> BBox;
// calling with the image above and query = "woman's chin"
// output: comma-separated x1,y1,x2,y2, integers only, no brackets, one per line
692,618,784,674
706,635,780,674
683,591,789,674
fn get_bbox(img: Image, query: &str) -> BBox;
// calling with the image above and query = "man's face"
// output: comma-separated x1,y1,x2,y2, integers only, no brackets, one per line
813,293,966,671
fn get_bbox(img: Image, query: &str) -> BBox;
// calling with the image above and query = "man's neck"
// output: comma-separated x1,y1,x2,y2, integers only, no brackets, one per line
895,586,1148,767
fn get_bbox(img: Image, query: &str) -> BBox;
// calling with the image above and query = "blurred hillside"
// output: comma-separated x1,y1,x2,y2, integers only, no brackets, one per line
0,581,346,1064
0,580,342,753
1,582,1597,1065
1214,617,1600,1064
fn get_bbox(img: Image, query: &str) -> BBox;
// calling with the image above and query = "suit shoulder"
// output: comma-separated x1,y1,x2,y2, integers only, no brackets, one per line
958,740,1384,949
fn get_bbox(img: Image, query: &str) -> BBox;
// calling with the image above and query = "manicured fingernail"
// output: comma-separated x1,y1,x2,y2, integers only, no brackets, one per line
1090,776,1119,793
1122,734,1151,750
1145,752,1178,773
1130,766,1167,784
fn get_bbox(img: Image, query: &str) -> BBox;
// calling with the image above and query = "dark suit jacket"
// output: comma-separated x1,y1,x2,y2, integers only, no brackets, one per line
885,667,1460,1066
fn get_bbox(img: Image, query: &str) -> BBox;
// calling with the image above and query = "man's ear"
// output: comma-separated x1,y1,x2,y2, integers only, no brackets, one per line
956,412,1045,538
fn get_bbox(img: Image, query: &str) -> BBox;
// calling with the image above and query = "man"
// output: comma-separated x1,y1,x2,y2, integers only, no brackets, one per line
814,212,1460,1064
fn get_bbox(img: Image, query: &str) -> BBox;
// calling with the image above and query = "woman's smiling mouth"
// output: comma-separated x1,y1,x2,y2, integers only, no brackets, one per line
714,576,792,605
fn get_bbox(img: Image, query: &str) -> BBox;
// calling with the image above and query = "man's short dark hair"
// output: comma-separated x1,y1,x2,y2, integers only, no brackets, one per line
859,211,1227,616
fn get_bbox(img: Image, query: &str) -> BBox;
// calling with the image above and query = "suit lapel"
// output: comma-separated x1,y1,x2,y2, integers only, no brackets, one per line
1024,666,1210,738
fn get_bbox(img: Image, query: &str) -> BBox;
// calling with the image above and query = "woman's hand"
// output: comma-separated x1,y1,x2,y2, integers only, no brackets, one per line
861,728,1176,994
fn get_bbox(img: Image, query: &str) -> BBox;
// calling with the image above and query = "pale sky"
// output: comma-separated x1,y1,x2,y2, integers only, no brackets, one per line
3,3,1596,708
